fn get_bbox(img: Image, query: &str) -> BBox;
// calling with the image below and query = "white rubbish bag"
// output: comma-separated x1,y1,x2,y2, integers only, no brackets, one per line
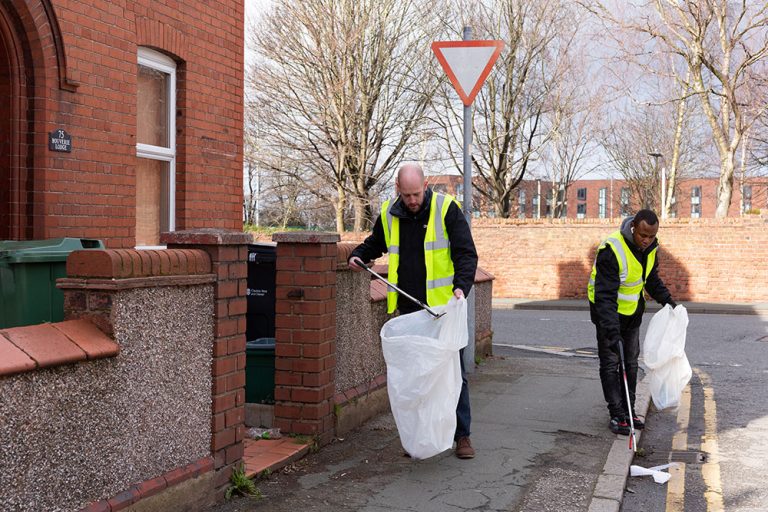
642,304,692,410
380,296,468,460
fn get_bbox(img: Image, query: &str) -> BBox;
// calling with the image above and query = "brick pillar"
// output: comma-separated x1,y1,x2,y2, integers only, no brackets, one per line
272,232,339,446
162,229,250,489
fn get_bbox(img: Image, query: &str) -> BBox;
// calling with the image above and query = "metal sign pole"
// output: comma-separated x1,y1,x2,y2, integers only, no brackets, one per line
462,25,476,374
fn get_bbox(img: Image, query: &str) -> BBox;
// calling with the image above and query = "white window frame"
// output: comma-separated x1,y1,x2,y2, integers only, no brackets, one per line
598,188,606,218
136,47,176,248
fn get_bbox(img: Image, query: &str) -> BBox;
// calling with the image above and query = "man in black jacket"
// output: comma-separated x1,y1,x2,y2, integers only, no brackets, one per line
588,209,676,435
349,163,478,458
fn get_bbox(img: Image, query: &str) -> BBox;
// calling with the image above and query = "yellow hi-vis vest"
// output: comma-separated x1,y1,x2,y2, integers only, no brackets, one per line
380,192,457,314
587,230,657,316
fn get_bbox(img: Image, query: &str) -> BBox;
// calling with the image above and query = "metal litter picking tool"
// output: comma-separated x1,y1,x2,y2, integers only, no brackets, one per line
352,258,446,320
617,341,638,452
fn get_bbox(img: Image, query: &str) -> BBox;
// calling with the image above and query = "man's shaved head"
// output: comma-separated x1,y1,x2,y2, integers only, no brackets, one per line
395,164,427,213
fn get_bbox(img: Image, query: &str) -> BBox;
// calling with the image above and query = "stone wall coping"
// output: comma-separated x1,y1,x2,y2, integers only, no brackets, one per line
66,249,211,279
0,320,119,377
471,217,768,226
161,229,253,246
272,232,340,244
336,242,355,268
57,274,216,291
476,267,495,283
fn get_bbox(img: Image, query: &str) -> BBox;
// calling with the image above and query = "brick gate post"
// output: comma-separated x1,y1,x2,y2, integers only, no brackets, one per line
162,229,251,490
271,232,340,446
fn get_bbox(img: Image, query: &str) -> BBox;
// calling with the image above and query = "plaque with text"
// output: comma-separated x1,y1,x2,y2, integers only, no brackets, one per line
48,129,72,152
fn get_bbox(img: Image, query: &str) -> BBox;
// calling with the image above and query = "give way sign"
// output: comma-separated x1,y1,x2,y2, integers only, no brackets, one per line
431,40,504,106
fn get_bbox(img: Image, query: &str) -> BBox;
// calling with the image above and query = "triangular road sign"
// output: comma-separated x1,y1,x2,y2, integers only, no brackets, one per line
431,40,504,106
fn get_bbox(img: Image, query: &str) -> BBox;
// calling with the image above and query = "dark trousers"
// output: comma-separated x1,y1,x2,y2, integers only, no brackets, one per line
596,326,640,419
455,348,471,440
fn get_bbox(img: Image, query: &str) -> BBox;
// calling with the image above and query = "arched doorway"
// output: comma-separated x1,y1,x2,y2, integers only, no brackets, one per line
0,3,30,241
0,8,14,240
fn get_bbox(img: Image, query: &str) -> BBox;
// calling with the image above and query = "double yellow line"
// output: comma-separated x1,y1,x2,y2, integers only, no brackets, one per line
665,368,724,511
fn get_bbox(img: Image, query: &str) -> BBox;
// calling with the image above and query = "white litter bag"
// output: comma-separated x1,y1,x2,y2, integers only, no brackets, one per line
642,304,692,410
380,297,468,460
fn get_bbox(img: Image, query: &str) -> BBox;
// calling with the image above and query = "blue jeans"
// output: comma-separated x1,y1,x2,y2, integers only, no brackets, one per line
455,348,471,439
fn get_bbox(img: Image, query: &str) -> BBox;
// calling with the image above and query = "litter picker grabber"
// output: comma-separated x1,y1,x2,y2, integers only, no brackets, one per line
616,340,637,452
352,257,446,320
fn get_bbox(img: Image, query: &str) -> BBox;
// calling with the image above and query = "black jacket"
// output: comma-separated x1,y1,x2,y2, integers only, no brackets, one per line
350,188,478,313
589,216,675,342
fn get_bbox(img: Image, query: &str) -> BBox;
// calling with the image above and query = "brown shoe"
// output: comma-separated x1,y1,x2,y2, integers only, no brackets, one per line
455,436,475,459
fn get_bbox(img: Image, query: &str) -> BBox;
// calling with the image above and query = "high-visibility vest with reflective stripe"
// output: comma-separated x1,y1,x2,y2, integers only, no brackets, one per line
587,230,657,316
381,192,457,313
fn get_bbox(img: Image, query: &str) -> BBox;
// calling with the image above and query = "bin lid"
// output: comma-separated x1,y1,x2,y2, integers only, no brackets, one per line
0,238,105,263
246,337,276,349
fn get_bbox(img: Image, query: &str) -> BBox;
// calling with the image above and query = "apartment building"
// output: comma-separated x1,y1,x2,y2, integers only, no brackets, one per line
425,174,768,218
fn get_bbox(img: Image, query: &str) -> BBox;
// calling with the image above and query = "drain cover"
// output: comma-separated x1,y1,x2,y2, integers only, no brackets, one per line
669,451,707,463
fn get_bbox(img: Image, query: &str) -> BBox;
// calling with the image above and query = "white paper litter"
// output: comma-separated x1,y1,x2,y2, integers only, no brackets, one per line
630,463,679,484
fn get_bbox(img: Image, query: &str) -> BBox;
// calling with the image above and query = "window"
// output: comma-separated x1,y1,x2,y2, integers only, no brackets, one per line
577,188,587,201
743,185,752,212
669,195,677,218
532,194,540,219
691,186,701,218
598,188,607,218
518,189,526,218
620,187,631,216
137,48,176,247
577,203,586,218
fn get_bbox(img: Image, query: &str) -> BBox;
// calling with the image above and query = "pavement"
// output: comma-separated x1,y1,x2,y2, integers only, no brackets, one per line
216,299,767,512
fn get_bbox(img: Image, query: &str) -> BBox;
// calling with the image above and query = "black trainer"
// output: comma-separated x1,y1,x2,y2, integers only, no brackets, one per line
609,416,631,435
631,416,645,430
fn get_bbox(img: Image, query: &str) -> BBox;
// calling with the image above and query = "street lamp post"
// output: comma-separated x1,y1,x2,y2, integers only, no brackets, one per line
648,152,664,217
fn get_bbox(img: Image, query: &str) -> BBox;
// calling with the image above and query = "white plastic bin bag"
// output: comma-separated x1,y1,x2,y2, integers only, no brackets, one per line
380,297,468,460
642,304,692,410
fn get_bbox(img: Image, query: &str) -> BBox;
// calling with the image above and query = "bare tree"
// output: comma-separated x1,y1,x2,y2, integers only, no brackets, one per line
432,0,583,218
247,0,438,232
600,95,710,216
537,53,604,218
587,0,768,217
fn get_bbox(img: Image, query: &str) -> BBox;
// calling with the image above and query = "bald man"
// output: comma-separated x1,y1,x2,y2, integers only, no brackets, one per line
349,164,478,459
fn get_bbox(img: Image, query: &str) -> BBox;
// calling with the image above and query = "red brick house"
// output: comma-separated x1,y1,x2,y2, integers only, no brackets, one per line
1,0,244,248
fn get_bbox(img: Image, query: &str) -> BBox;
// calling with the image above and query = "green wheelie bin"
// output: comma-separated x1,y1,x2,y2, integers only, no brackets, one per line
0,238,104,328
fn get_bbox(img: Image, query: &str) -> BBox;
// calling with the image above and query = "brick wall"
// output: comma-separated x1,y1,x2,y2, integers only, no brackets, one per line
471,217,768,302
1,1,243,245
0,246,218,512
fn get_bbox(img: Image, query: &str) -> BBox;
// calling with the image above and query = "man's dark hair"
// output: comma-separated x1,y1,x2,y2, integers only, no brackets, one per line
634,209,659,226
